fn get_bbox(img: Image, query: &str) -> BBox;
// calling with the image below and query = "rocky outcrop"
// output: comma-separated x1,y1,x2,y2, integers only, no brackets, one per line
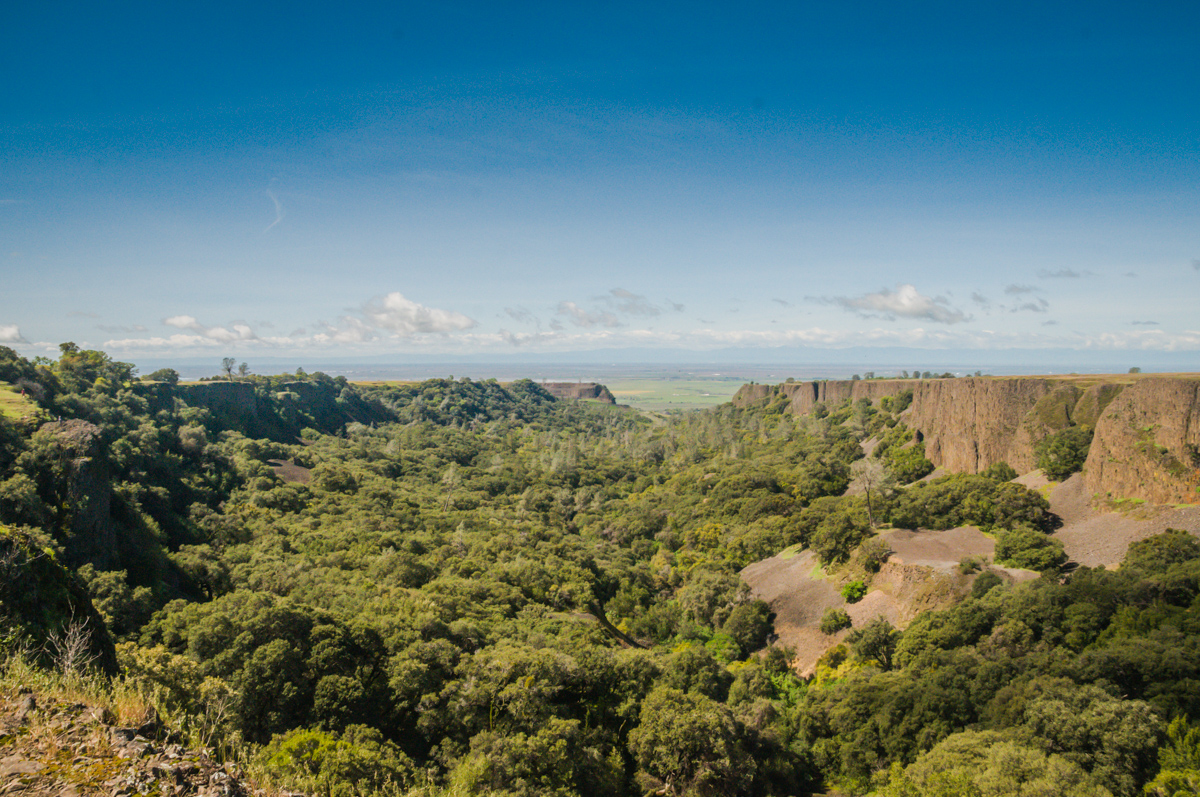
35,420,117,570
736,374,1200,505
1084,378,1200,504
541,382,616,404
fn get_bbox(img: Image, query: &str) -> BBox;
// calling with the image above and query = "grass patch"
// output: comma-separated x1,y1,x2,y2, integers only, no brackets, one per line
778,543,803,560
0,381,40,421
807,562,829,581
603,378,745,411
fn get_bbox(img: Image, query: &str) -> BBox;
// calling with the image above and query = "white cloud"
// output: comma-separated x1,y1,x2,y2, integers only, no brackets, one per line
164,315,204,330
363,292,477,335
831,284,969,324
0,324,29,344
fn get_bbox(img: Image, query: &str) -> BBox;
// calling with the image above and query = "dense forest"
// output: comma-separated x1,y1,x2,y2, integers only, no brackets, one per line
1,343,1197,796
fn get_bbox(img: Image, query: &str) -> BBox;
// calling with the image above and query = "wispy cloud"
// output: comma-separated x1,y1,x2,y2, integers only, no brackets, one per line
602,288,661,317
557,301,622,328
97,324,148,333
1004,284,1037,295
1011,298,1049,313
264,190,284,232
504,307,537,325
1038,268,1094,279
827,284,969,324
1131,320,1159,326
0,324,29,344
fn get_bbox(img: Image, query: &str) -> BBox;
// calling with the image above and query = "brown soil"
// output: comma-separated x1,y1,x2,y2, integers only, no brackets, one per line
267,459,311,484
744,528,1038,675
744,467,1200,677
880,526,994,572
1047,472,1200,568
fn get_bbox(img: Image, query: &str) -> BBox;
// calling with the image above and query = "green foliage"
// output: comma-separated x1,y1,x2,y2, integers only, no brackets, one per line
260,725,414,797
628,686,754,796
841,580,868,603
1122,528,1200,574
877,729,1113,797
994,525,1067,572
811,500,872,566
970,571,1003,598
847,617,899,670
1035,426,1094,481
888,474,1054,532
980,461,1018,481
820,607,852,635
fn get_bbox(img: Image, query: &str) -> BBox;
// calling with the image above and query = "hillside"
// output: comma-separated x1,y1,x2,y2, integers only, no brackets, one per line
4,344,1200,796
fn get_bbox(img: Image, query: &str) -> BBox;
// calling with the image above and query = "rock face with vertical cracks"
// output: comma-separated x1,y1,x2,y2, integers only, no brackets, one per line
733,375,1200,504
1084,378,1200,505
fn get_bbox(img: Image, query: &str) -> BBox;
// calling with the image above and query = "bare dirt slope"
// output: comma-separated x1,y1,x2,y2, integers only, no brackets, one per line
1047,472,1200,567
880,526,994,571
744,469,1200,676
743,530,1037,676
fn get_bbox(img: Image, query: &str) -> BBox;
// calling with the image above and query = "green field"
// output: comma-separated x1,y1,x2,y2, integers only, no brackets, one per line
603,377,745,411
0,381,39,420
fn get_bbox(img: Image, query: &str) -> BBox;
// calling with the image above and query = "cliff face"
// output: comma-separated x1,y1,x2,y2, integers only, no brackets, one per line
541,382,616,404
1084,378,1200,504
735,375,1200,505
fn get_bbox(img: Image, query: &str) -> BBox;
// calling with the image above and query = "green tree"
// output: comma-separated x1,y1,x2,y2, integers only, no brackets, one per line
1035,426,1093,481
846,617,899,670
628,686,755,797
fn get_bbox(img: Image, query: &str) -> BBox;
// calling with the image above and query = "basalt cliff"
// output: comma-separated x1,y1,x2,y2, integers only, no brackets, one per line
733,374,1200,505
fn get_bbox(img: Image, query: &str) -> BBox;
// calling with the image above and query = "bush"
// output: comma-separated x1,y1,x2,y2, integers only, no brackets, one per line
841,580,867,603
1036,426,1093,481
811,501,872,567
971,571,1003,598
820,607,852,635
994,525,1067,572
888,475,1054,532
981,461,1018,481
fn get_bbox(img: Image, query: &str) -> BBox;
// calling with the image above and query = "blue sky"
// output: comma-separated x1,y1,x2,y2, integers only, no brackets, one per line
2,1,1198,366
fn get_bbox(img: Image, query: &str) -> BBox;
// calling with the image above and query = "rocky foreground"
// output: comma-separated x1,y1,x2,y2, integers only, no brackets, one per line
0,685,260,797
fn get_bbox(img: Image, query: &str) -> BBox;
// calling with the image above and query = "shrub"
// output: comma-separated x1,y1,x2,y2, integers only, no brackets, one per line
971,571,1003,598
820,607,852,635
1036,426,1093,481
981,461,1018,481
841,580,867,603
994,525,1067,572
